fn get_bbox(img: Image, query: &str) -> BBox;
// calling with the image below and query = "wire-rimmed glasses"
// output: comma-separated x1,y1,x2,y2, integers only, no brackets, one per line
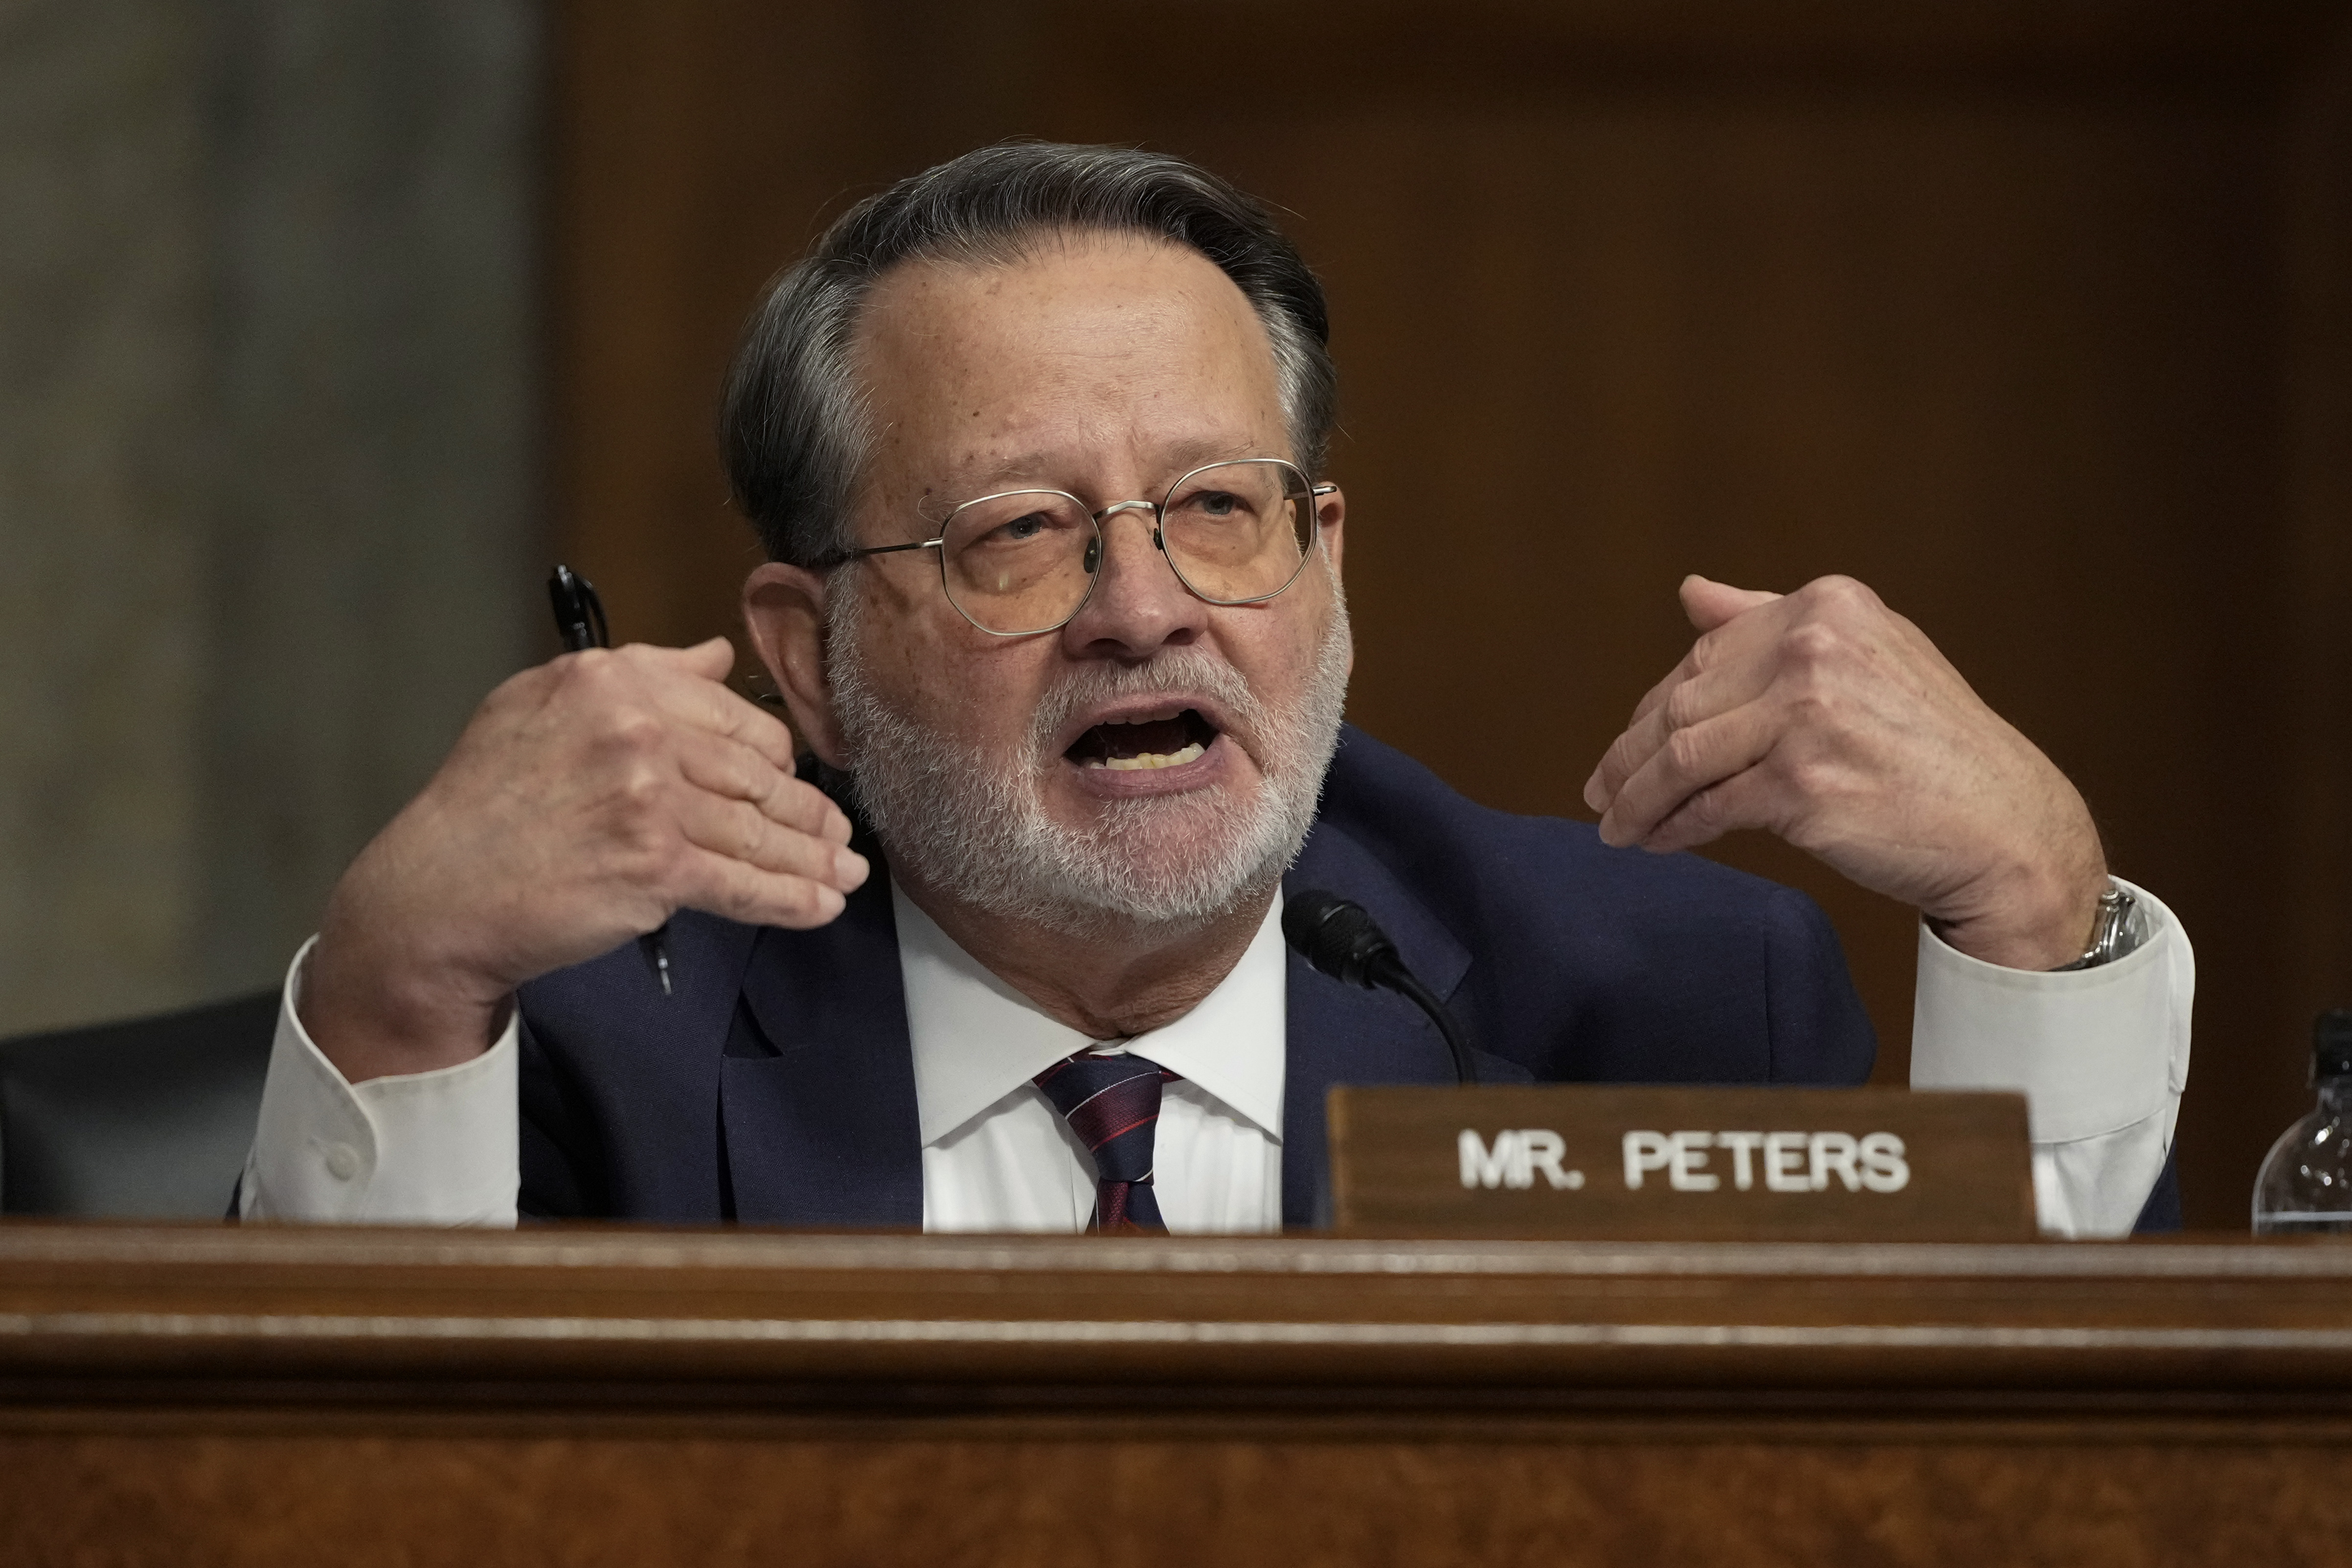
837,457,1335,636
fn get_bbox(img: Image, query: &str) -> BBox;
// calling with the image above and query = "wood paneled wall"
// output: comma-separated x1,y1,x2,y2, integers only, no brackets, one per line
552,1,2352,1227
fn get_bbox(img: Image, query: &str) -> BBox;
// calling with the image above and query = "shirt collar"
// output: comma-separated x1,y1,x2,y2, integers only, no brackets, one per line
893,879,1288,1147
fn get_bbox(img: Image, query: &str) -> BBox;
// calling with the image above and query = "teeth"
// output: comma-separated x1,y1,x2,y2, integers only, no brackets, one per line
1085,741,1206,772
1095,705,1187,727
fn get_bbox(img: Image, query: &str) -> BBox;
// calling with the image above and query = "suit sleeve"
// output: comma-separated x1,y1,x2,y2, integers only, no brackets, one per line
517,1011,614,1219
1760,886,1879,1088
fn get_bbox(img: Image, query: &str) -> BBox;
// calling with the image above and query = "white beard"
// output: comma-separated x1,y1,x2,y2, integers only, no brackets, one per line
829,585,1350,936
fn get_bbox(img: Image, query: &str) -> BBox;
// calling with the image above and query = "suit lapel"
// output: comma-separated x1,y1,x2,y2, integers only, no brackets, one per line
1281,820,1529,1226
724,870,925,1227
711,789,1525,1230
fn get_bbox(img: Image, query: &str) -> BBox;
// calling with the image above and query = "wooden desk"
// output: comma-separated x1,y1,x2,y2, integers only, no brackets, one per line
3,1224,2348,1564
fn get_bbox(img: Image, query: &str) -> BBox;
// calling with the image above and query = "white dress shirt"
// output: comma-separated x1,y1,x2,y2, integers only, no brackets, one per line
1912,885,2192,1236
243,878,2192,1238
902,886,1285,1233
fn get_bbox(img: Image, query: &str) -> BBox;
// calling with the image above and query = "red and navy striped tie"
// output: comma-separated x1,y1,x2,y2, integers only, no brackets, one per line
1033,1049,1179,1233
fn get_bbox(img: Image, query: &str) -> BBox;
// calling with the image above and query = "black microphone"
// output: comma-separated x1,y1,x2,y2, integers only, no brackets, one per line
1283,890,1477,1085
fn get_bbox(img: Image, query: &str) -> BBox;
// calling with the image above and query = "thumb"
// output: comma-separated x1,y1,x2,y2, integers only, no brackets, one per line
676,636,740,680
1680,573,1781,634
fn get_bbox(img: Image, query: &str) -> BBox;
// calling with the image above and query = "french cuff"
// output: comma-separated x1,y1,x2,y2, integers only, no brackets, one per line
1910,879,2194,1236
241,936,521,1225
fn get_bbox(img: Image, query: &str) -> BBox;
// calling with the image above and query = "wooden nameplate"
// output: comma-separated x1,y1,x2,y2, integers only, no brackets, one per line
1328,1085,2036,1241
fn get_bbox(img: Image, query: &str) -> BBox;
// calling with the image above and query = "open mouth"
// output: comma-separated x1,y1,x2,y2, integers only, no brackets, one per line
1065,708,1220,772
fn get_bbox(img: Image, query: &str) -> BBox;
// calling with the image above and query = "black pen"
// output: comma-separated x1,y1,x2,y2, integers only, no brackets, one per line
548,564,675,998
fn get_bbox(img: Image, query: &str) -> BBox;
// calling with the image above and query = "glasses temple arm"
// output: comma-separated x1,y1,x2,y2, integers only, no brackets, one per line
839,539,945,561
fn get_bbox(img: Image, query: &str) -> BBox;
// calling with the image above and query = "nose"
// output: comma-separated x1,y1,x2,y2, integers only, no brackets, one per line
1060,503,1206,659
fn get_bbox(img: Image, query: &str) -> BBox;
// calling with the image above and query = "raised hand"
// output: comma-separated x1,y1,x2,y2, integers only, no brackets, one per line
301,637,868,1081
1582,574,2107,971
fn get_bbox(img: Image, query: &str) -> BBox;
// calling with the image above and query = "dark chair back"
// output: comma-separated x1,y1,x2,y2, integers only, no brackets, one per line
0,992,277,1217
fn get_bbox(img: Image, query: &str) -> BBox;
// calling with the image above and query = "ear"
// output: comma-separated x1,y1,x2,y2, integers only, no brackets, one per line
1314,484,1353,677
1314,482,1346,581
743,561,849,767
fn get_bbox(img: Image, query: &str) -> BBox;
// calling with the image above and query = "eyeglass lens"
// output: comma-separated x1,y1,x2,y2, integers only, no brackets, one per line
938,459,1316,635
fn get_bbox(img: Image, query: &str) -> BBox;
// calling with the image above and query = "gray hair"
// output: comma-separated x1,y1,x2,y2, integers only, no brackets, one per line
721,142,1338,568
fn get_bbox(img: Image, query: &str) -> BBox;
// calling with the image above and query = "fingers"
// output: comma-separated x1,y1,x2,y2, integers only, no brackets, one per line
548,642,868,915
674,728,852,842
1583,578,1800,814
1589,575,1904,852
1639,765,1779,856
1624,649,1701,731
646,646,802,771
674,788,867,889
1585,640,1778,813
1623,585,1782,731
567,640,804,777
681,845,852,931
1583,657,1696,812
1597,703,1780,850
689,675,803,774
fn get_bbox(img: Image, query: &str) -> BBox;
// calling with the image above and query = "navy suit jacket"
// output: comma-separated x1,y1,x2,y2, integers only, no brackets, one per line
514,725,1888,1228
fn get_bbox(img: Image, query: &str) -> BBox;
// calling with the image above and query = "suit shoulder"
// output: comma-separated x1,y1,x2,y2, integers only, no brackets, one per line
1311,727,1873,1085
1316,725,1806,930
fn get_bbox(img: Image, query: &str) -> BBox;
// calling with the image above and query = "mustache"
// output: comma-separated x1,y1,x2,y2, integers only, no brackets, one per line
1024,647,1269,758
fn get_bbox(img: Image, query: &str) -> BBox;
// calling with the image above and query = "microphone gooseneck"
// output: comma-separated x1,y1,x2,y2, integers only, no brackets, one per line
1282,890,1477,1085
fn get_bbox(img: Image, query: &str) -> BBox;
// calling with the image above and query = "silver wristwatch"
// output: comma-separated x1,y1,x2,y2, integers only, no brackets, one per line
2052,885,2138,972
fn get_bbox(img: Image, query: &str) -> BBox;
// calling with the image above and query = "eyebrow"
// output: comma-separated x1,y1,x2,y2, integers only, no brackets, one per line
937,436,1267,505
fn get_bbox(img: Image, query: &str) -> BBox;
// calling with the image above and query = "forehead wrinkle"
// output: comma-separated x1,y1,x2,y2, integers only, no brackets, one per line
912,345,1277,498
932,424,1276,506
860,245,1275,407
853,234,1289,522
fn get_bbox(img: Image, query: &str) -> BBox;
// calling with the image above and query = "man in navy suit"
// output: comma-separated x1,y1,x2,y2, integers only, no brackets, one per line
246,145,2189,1233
